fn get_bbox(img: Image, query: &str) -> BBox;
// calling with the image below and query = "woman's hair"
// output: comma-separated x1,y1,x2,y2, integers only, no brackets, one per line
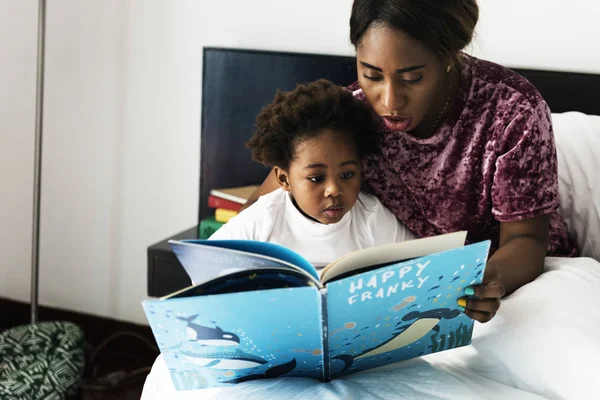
247,79,380,170
350,0,479,63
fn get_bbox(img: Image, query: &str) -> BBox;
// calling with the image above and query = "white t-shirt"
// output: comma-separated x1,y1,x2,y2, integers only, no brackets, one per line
209,188,415,267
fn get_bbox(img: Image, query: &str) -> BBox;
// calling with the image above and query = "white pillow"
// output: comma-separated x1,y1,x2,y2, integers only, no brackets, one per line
470,257,600,399
551,112,600,261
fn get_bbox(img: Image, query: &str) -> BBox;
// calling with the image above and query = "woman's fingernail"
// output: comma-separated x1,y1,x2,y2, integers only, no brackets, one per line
457,298,467,307
458,305,466,312
465,287,475,296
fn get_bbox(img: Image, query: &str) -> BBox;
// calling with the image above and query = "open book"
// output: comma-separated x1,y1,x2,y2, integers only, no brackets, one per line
142,232,490,390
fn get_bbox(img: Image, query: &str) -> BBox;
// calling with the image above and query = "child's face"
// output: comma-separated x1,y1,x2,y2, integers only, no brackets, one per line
277,129,362,225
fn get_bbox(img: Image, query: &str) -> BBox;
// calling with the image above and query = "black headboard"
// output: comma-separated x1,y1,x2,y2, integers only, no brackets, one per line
198,46,600,222
511,68,600,116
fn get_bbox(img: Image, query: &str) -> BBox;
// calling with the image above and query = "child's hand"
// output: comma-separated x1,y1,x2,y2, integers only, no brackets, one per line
457,267,505,323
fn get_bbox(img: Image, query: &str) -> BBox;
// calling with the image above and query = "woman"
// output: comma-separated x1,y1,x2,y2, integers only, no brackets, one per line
244,0,578,323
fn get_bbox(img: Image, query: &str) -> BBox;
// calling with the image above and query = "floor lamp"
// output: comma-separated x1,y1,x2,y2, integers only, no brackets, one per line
31,0,46,324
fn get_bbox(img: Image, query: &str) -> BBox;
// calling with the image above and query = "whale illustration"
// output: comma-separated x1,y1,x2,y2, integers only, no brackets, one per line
333,308,461,372
180,348,267,370
222,358,298,384
176,314,240,346
355,318,440,360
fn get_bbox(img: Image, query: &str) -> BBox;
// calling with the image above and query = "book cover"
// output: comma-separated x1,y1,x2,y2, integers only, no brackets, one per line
209,185,259,205
215,208,238,223
326,244,488,377
207,195,244,212
143,286,324,390
142,235,490,390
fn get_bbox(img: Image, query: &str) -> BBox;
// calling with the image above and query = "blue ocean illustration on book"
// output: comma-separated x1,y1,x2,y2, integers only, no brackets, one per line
326,245,486,376
143,287,324,390
142,240,490,390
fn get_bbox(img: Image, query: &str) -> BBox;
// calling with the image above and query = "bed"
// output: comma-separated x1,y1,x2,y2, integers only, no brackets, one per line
142,48,600,400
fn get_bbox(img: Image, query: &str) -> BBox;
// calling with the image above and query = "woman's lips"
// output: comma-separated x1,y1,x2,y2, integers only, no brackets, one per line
382,116,412,131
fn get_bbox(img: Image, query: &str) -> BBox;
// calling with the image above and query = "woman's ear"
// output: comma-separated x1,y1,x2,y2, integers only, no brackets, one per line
274,166,291,191
447,53,460,72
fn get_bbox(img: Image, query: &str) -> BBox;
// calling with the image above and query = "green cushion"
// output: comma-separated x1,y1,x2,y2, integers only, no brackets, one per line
0,321,84,400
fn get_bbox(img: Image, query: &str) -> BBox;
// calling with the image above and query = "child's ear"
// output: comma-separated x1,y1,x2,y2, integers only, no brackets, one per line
273,166,291,191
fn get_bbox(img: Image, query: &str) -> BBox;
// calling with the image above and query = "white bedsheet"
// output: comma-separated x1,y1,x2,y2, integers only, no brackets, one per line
141,257,600,400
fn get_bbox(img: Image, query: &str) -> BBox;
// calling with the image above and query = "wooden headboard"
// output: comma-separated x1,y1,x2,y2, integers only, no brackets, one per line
146,47,600,298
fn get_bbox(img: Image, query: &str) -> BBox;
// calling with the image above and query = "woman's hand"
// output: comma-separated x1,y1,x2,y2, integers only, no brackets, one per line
458,267,505,323
458,215,549,323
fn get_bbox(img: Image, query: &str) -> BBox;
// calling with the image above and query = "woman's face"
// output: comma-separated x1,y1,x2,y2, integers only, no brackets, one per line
356,23,450,135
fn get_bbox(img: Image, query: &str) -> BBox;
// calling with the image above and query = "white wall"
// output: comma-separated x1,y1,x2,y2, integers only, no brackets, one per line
1,0,598,325
472,0,600,74
0,1,37,306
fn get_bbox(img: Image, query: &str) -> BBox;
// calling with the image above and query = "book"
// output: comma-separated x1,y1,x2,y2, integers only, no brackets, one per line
214,208,238,223
142,232,490,391
209,185,259,205
198,217,225,240
207,195,244,212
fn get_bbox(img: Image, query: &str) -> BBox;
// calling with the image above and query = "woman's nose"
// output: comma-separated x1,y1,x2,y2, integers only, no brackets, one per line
381,82,407,113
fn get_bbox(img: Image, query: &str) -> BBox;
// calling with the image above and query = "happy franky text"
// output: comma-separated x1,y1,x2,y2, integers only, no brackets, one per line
347,261,430,305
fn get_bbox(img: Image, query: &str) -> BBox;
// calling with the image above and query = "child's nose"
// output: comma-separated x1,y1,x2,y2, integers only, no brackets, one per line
324,180,343,197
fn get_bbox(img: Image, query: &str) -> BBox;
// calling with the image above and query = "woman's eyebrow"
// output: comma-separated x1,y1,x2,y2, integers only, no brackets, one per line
360,61,383,72
359,61,426,74
396,64,426,73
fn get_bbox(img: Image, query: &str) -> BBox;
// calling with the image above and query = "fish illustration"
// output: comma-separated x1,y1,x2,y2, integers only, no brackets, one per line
176,314,240,346
390,296,417,312
180,348,267,370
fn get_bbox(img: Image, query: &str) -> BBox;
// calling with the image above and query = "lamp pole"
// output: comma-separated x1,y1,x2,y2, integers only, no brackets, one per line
31,0,47,325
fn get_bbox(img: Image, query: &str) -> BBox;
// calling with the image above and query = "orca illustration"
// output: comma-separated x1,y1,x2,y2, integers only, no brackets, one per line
180,348,267,370
176,314,240,346
333,308,461,372
222,358,297,383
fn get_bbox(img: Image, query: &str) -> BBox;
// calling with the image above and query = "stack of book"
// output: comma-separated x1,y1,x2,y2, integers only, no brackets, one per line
198,185,259,239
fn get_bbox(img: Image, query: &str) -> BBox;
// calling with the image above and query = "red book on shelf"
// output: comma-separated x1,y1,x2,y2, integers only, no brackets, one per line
207,195,244,212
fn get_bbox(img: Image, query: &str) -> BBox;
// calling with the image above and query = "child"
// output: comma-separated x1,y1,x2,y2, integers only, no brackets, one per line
209,79,415,267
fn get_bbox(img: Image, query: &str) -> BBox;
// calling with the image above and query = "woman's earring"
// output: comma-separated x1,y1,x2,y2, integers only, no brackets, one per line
446,64,452,73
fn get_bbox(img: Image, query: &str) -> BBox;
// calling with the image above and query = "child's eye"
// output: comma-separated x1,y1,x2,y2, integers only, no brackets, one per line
341,172,355,179
308,176,324,183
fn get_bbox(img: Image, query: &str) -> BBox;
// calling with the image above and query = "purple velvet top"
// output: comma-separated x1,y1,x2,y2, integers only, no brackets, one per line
352,54,578,256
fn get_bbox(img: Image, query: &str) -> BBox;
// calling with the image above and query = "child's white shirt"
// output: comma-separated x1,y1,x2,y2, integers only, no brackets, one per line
209,188,415,267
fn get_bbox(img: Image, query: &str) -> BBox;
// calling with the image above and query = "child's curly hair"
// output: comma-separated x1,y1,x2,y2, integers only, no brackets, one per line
247,79,381,169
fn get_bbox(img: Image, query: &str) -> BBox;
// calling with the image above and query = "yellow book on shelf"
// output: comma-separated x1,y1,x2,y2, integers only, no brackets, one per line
215,208,238,223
